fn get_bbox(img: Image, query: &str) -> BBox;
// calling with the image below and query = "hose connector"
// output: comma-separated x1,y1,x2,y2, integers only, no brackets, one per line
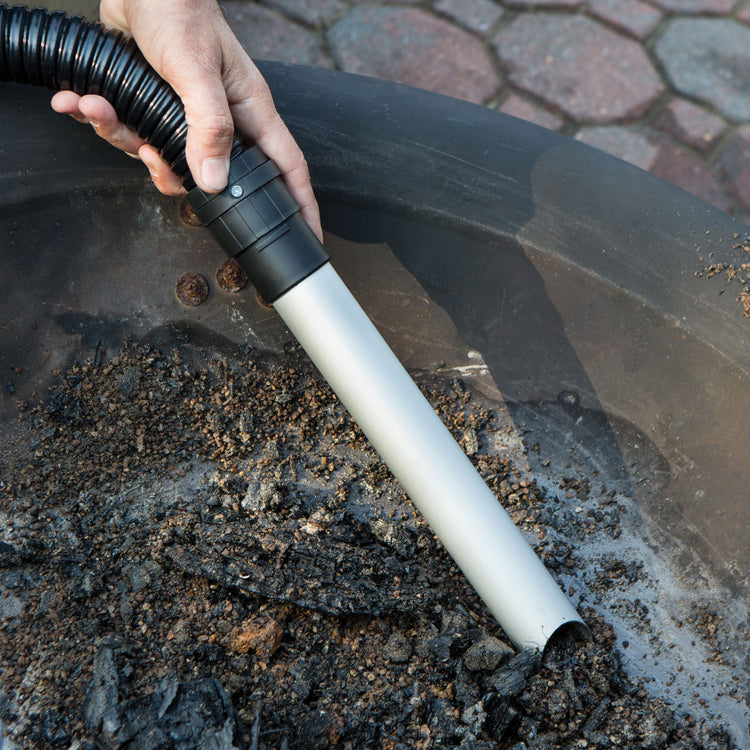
186,145,329,302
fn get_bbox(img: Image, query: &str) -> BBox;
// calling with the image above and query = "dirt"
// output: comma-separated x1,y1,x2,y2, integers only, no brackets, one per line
694,231,750,315
0,338,745,749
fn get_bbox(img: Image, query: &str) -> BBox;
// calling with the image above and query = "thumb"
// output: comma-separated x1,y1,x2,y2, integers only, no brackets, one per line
175,75,235,193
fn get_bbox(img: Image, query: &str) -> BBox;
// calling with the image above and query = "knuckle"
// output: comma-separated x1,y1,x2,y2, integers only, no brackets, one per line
286,150,312,183
191,110,235,143
295,151,311,175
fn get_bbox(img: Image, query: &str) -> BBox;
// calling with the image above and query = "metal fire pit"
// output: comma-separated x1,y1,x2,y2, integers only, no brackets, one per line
1,65,749,742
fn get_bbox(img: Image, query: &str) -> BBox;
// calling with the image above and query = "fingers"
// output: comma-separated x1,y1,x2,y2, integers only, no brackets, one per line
50,91,186,195
138,145,187,196
258,127,322,242
51,92,146,157
179,87,235,193
151,12,321,227
228,66,323,241
50,90,89,123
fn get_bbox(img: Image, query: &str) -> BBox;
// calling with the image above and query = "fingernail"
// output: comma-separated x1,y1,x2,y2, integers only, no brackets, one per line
89,118,101,128
201,157,229,192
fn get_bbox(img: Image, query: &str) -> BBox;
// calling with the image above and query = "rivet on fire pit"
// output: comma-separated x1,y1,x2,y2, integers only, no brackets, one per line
216,258,248,293
178,197,202,227
176,272,209,306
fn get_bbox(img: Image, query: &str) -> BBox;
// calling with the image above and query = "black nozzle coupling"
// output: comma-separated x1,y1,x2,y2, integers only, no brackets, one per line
186,145,329,303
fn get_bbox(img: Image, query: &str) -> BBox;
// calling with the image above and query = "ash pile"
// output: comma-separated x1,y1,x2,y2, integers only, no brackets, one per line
0,339,745,749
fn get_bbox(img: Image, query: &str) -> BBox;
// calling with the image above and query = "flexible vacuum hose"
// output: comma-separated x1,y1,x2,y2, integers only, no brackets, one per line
0,4,585,650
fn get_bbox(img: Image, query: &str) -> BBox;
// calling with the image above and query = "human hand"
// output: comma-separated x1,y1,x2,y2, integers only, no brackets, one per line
51,0,322,240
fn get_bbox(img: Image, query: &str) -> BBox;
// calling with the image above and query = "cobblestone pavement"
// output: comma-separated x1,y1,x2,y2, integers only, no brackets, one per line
217,0,750,225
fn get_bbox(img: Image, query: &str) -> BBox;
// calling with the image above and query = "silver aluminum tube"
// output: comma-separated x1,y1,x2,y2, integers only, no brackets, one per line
274,262,584,651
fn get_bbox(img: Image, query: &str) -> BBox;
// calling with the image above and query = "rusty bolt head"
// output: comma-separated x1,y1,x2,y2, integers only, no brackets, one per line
216,258,248,293
179,197,202,227
176,272,209,306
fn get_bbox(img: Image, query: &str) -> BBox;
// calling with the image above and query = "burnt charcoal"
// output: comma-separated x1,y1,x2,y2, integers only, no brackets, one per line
441,608,473,654
0,538,47,566
704,728,741,750
164,517,438,617
122,561,157,594
45,388,86,426
581,697,610,738
490,668,528,698
367,516,418,557
416,608,472,664
454,662,482,706
383,631,412,663
458,699,487,739
484,694,519,740
116,366,142,397
26,708,70,748
463,634,514,672
426,697,459,739
0,694,17,726
85,646,121,744
534,732,566,750
294,709,334,748
0,541,19,568
190,642,227,668
113,673,245,750
65,560,104,601
421,630,453,662
506,651,541,680
489,651,541,698
515,716,540,745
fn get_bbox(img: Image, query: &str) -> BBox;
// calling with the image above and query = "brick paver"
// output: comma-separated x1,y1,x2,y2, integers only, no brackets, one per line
654,99,728,152
499,95,564,131
493,15,663,122
214,0,750,221
577,122,730,206
347,0,428,4
433,0,504,36
576,126,659,171
717,126,750,212
220,3,331,68
648,0,736,12
648,134,731,213
326,6,500,104
50,0,750,219
655,18,750,121
258,0,347,28
587,0,663,40
503,0,583,7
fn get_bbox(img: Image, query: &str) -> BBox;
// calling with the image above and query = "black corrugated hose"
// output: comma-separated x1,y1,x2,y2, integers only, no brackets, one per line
0,3,329,302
